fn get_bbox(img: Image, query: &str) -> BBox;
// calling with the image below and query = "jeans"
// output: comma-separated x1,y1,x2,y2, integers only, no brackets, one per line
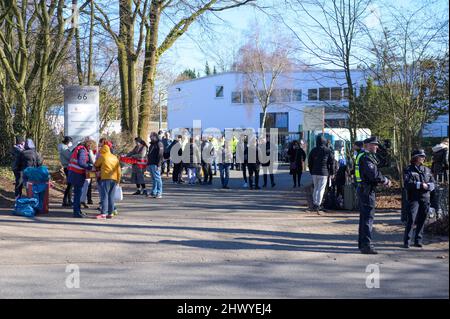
202,163,212,183
187,167,197,184
248,164,260,188
219,163,230,187
73,185,83,215
14,170,23,198
212,160,217,175
100,180,117,215
241,163,248,183
80,178,92,203
149,165,163,195
312,175,328,206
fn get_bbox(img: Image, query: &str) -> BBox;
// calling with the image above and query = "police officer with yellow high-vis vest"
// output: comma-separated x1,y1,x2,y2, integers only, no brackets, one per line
355,136,392,254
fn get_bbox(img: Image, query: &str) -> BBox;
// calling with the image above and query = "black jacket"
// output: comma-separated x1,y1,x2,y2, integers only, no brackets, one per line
307,136,335,176
404,164,435,201
11,144,24,172
259,141,275,167
17,139,43,171
359,151,388,187
287,144,306,168
147,139,164,167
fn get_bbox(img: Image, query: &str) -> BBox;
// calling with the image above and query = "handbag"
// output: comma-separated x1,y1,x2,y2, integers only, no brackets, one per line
114,185,123,201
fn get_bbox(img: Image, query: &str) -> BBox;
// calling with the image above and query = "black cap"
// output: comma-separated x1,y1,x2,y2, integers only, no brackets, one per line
411,149,426,158
363,136,380,145
354,141,364,148
15,136,25,144
62,136,72,144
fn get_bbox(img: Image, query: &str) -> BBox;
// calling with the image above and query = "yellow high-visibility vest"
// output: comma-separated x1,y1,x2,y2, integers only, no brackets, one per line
355,152,366,183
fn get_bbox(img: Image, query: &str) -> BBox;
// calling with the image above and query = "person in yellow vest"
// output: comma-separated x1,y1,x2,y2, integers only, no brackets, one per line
94,144,122,219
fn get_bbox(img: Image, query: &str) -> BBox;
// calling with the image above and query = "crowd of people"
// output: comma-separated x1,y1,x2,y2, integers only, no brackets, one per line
9,130,448,254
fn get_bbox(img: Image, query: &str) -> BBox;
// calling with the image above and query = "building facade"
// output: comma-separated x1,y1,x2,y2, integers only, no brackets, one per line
167,69,367,134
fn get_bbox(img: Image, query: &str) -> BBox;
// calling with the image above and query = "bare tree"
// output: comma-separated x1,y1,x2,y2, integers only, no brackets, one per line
279,0,372,143
361,2,449,183
234,25,295,130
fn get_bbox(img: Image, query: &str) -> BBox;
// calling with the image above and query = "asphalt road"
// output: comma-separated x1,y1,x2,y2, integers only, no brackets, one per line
0,167,448,298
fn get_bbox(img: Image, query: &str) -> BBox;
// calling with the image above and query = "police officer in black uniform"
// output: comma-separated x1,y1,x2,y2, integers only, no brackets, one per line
357,137,392,254
403,149,435,248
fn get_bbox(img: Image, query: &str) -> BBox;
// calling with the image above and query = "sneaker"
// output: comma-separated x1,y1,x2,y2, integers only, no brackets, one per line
112,210,119,216
132,190,142,195
413,243,423,248
156,194,162,199
106,214,113,219
243,183,248,188
87,200,94,205
143,190,149,197
81,202,89,209
402,243,410,249
271,183,276,188
96,214,107,219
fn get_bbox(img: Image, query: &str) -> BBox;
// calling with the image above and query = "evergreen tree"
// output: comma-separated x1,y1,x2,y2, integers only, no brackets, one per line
213,65,217,75
205,61,211,76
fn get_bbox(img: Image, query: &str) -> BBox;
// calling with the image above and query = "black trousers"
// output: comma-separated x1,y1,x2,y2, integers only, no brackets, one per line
247,164,260,188
202,163,213,183
241,163,248,183
292,171,302,187
262,166,275,186
14,170,23,198
172,163,183,182
404,200,429,245
63,168,73,204
357,186,376,249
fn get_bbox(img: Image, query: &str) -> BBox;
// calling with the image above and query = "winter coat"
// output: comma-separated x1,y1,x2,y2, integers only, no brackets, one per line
11,144,24,172
259,141,275,167
307,136,335,176
185,142,201,169
67,146,92,187
404,164,435,201
148,139,164,167
287,144,306,174
431,143,449,175
94,145,121,183
201,141,215,165
58,144,72,168
127,144,148,184
17,139,43,172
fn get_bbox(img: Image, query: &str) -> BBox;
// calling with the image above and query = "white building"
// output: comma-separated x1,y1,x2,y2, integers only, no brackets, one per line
167,69,368,135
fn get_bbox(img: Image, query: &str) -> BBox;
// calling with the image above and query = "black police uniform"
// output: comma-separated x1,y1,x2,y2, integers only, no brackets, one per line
403,162,435,247
357,143,390,253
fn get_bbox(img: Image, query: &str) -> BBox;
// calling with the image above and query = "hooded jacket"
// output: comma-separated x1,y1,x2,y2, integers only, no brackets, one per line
18,139,43,171
94,145,121,183
307,136,335,176
431,142,449,174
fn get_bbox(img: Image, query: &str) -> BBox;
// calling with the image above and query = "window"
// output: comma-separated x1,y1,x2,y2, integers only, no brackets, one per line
325,118,348,128
280,89,292,102
231,91,242,103
331,87,342,100
243,90,254,104
308,89,318,100
215,85,224,98
343,87,349,100
292,89,302,102
261,112,289,130
319,88,330,101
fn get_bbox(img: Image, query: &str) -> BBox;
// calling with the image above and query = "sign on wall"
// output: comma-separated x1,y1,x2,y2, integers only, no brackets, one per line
303,106,324,131
64,86,100,144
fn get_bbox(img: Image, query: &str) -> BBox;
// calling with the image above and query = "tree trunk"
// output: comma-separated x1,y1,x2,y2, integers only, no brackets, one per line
138,1,160,140
117,45,130,133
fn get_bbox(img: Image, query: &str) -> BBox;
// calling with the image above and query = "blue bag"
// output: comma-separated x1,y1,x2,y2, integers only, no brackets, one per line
14,198,39,217
23,166,49,183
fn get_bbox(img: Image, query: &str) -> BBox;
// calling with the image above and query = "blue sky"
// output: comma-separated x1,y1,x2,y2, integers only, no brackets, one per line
163,0,449,76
